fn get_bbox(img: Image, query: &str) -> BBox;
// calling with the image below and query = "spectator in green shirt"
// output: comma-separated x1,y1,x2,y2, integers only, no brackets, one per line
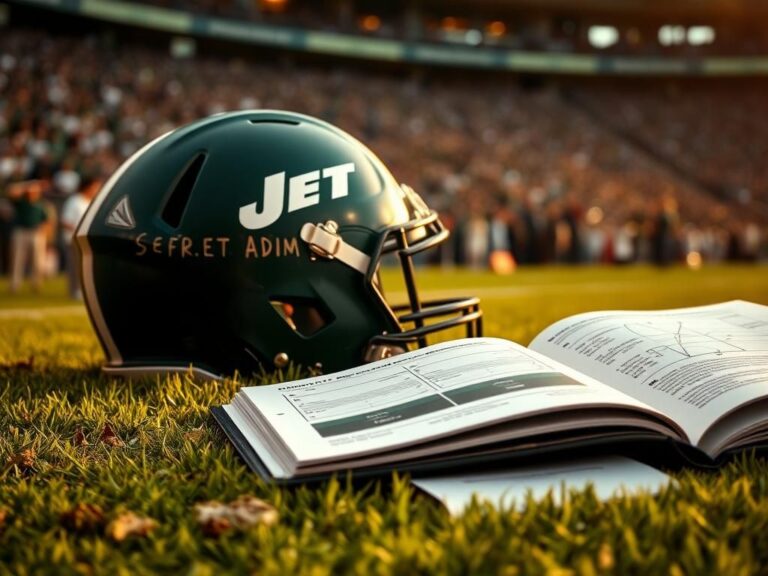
8,180,49,293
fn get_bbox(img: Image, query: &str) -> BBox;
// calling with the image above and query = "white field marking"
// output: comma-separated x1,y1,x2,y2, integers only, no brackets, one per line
0,305,86,320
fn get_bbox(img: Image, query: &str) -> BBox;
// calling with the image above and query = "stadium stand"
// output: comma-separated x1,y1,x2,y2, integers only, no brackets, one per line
0,1,766,277
570,84,768,208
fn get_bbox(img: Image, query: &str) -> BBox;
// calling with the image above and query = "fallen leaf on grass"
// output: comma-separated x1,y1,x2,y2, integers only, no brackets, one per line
72,427,88,446
183,427,205,443
60,503,106,533
106,512,157,542
195,496,278,536
6,448,36,473
598,542,615,570
195,507,231,537
0,509,7,534
99,423,124,447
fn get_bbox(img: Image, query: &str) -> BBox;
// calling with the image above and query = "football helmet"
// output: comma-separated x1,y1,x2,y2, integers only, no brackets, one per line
76,110,482,378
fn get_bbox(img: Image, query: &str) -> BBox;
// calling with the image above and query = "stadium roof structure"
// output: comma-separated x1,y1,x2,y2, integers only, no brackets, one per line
420,0,768,16
6,0,768,75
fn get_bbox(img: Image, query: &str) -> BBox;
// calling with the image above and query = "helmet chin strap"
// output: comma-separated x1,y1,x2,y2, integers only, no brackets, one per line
300,221,371,274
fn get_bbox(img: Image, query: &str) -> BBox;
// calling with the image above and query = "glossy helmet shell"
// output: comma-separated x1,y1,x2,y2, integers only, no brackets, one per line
77,110,481,377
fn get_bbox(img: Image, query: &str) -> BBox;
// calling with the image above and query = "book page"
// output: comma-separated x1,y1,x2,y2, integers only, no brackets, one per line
529,301,768,448
237,338,674,473
412,456,671,515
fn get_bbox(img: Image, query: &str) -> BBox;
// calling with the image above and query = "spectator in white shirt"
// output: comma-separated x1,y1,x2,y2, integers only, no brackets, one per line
60,174,102,300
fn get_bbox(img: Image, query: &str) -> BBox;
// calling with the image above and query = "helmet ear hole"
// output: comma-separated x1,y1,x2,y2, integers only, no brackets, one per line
161,152,207,228
269,297,334,337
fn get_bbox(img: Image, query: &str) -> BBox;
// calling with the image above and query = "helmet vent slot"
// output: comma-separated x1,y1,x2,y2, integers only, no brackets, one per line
161,152,207,228
249,119,300,126
269,297,333,337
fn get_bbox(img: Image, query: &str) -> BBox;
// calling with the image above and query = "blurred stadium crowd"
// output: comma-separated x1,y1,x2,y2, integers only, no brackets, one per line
0,29,766,295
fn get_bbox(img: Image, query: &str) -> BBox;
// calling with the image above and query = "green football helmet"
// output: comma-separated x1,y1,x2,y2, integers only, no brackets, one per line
76,110,482,378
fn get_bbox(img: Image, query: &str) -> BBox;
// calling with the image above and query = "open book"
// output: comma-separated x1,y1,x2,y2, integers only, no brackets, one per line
212,300,768,484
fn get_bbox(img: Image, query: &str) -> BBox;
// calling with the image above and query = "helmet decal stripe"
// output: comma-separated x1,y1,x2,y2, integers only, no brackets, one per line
76,130,174,366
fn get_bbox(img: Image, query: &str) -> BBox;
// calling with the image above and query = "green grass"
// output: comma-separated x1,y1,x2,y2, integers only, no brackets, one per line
2,265,768,575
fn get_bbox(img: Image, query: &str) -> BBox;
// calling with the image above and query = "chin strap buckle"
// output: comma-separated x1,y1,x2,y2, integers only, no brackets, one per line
302,220,342,259
300,221,371,274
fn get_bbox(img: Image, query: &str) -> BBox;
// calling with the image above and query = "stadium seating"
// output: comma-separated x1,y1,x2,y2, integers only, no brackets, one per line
0,29,765,270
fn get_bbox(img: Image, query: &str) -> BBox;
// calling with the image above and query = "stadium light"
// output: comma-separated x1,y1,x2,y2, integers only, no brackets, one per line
658,25,686,46
588,26,619,49
465,29,483,45
441,17,466,32
359,15,381,33
486,21,507,38
261,0,287,11
688,26,715,46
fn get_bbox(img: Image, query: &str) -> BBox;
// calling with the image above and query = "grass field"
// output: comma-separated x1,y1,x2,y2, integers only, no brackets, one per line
2,265,768,575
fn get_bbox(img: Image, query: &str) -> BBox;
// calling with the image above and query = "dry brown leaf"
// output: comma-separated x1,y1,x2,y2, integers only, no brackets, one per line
0,509,7,534
6,448,36,472
72,427,88,447
598,542,615,570
60,503,106,533
197,508,232,537
100,423,124,447
228,496,279,527
195,501,235,536
195,495,278,536
106,512,157,542
183,427,205,443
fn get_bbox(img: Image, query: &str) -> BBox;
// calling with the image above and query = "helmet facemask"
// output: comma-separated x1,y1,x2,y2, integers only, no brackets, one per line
302,183,483,364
